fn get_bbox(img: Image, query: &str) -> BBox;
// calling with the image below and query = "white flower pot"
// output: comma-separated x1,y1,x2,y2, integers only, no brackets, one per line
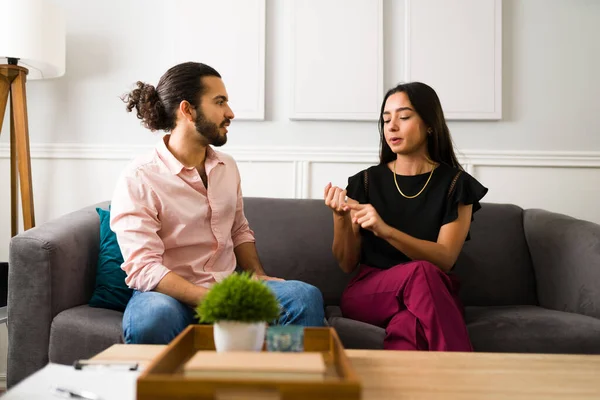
213,321,266,352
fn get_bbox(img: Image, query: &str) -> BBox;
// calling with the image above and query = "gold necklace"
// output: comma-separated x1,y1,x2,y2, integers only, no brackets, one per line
393,160,436,199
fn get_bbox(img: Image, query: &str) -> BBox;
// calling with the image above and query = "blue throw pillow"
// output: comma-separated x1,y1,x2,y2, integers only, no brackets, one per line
89,207,133,311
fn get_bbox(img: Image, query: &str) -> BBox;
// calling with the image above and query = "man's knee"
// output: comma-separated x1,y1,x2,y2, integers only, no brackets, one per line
123,292,193,344
288,281,323,306
284,281,325,326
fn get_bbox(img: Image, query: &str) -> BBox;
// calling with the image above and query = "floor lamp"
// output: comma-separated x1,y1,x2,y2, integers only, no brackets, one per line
0,0,65,236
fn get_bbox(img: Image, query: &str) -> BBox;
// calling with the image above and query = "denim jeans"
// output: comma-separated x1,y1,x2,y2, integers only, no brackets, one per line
122,280,325,344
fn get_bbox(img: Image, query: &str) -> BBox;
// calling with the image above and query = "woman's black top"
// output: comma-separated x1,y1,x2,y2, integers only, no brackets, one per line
345,163,488,270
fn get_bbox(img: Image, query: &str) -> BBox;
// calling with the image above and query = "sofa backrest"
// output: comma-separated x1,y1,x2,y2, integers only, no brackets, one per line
244,198,539,308
453,203,538,307
243,197,351,306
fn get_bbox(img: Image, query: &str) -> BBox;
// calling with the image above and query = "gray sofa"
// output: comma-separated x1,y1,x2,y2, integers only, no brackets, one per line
8,198,600,387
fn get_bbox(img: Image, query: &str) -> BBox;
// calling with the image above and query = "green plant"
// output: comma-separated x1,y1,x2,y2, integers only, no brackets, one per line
196,272,281,323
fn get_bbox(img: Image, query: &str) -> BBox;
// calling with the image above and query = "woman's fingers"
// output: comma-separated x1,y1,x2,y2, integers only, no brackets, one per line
336,189,347,211
325,186,345,210
325,185,356,215
325,186,336,207
330,187,341,209
352,207,368,221
323,182,332,199
345,202,364,211
357,215,375,229
353,208,376,225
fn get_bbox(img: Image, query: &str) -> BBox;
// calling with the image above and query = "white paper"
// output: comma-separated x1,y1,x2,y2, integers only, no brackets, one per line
3,362,140,400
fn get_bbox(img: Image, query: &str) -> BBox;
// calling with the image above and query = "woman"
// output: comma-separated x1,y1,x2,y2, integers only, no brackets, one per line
324,82,488,351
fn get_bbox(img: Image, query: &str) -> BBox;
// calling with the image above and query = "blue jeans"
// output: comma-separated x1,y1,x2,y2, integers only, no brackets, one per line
122,280,325,344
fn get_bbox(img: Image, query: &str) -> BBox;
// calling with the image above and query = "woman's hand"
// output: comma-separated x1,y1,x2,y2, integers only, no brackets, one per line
346,203,390,238
324,182,351,216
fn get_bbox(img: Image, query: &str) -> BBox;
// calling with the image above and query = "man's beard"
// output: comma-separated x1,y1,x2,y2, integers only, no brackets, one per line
194,111,229,147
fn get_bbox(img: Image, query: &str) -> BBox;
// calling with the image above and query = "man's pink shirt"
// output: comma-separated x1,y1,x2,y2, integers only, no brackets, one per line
110,135,255,292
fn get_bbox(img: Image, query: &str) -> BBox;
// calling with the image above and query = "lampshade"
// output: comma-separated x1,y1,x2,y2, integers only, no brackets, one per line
0,0,66,79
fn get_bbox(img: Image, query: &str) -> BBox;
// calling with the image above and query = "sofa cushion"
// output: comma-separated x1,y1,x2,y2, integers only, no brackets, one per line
326,306,385,349
453,203,538,307
49,305,124,365
327,305,600,354
88,207,132,311
243,198,353,306
465,305,600,354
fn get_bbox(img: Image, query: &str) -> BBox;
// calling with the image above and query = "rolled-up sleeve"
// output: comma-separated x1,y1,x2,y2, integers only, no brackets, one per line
230,167,255,247
110,172,171,292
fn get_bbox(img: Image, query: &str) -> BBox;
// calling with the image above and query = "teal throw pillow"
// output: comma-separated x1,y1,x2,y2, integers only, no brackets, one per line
89,207,133,311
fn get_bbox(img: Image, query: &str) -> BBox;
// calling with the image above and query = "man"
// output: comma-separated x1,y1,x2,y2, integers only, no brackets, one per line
111,62,325,344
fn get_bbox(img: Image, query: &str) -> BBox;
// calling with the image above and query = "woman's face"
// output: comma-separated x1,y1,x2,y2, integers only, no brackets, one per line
382,92,429,157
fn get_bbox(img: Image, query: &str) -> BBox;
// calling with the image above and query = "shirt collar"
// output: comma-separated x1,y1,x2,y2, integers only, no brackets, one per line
156,134,225,175
206,145,225,166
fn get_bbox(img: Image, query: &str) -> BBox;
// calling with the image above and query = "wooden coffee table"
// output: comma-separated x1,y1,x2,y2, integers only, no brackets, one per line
93,345,600,399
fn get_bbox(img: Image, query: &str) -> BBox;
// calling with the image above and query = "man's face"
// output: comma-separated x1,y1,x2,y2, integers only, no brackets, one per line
194,76,235,147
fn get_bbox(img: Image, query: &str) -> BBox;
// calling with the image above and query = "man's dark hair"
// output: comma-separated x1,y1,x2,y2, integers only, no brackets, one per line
122,62,221,132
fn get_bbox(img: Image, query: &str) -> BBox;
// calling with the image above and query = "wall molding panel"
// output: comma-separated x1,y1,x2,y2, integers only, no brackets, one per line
289,0,384,121
404,0,503,120
169,0,266,120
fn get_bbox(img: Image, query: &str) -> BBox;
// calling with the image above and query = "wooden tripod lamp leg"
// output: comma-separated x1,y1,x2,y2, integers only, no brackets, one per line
0,75,18,236
0,75,9,126
10,97,18,236
11,70,36,230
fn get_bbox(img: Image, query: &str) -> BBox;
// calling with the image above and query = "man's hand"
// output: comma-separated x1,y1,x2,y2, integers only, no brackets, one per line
252,274,285,282
346,203,391,238
154,272,209,307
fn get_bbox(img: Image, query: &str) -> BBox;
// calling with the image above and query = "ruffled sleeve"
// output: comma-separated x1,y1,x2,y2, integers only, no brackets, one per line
442,171,488,226
345,169,368,204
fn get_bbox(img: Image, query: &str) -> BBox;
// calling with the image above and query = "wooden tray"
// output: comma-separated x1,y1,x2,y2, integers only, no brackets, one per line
137,324,361,400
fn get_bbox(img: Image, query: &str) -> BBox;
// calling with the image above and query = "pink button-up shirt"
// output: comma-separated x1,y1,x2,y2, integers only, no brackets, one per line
110,135,255,291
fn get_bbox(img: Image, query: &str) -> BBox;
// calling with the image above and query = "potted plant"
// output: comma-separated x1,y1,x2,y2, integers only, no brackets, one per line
196,272,281,352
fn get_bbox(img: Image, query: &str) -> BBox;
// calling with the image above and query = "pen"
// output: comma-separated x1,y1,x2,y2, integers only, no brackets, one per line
51,385,102,400
73,359,138,371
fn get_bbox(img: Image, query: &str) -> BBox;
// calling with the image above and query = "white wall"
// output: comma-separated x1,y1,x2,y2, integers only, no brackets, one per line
0,0,599,387
0,0,599,263
1,0,597,147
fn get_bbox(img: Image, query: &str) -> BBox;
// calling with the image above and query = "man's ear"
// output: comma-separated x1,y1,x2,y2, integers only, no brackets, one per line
178,100,195,123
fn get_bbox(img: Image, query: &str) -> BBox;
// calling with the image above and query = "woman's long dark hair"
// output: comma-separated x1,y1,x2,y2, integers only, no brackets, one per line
378,82,462,169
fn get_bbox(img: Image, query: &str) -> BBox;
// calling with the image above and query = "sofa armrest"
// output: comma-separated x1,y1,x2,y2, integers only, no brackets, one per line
524,209,600,320
7,201,108,387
